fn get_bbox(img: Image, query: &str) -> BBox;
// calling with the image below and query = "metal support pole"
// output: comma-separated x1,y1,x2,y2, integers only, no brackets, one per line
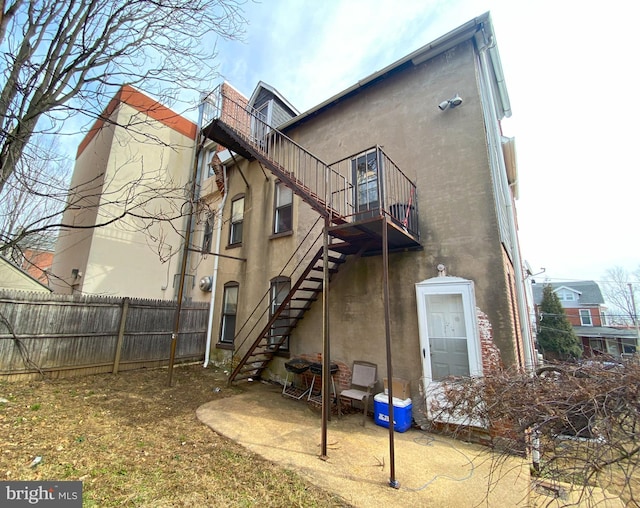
168,142,202,387
320,216,330,459
382,217,398,488
629,283,640,351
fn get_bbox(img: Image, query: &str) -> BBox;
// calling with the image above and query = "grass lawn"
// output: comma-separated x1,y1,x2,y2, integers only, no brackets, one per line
0,364,350,507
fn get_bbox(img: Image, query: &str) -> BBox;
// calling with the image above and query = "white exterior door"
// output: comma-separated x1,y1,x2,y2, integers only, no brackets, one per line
415,277,482,425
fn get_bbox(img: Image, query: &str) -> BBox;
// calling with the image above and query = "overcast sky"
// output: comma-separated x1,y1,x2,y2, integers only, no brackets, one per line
208,0,639,285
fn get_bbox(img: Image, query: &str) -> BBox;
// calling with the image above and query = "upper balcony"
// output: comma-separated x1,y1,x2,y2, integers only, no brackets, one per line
200,83,421,253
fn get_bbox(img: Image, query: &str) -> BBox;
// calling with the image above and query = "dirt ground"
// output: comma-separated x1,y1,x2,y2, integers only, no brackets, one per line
0,363,350,507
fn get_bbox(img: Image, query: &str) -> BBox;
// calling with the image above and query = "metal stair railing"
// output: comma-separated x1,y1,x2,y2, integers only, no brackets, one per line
202,84,352,222
227,232,349,383
229,216,323,355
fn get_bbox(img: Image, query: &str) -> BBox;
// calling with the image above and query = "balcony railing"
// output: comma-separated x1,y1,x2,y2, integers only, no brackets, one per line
328,146,419,238
201,84,418,238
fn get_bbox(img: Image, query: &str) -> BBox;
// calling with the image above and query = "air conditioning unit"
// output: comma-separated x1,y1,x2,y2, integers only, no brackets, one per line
199,276,212,292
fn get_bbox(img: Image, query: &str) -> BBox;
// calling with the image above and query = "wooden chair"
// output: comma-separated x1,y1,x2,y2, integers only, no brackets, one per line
338,361,377,426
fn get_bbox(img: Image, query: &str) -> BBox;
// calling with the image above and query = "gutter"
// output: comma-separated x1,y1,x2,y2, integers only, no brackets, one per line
477,34,534,371
203,164,228,368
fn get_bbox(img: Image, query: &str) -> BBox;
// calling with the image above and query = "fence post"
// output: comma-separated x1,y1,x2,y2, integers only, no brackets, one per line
113,297,130,374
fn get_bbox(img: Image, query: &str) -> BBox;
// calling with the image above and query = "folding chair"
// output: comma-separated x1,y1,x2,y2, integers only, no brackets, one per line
338,361,377,426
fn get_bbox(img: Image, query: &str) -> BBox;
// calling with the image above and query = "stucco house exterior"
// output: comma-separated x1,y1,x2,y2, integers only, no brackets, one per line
50,85,218,301
198,13,535,426
532,280,638,359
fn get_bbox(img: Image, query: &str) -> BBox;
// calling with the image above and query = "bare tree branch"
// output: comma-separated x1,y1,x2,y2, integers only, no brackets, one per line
602,266,640,326
0,0,246,193
429,361,640,505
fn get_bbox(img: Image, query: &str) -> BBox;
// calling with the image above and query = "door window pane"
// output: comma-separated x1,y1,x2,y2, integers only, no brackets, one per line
426,294,470,380
202,215,214,253
352,150,380,213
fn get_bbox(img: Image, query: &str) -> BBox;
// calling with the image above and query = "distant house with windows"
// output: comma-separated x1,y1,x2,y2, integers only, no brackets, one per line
532,280,637,358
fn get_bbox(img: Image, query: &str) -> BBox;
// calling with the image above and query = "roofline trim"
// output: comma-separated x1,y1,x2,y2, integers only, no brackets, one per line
248,81,300,115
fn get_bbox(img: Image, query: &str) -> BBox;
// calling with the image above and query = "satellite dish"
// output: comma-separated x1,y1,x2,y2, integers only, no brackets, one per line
199,276,212,292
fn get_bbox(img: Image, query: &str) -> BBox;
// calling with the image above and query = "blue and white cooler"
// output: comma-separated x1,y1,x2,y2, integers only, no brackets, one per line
373,393,412,432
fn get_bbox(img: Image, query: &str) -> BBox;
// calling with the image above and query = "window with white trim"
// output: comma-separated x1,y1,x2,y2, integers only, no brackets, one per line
198,146,216,180
229,195,244,245
557,289,576,301
219,282,239,344
274,182,292,234
579,309,592,326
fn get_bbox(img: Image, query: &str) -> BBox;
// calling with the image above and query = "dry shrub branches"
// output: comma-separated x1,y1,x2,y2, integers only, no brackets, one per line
431,359,640,505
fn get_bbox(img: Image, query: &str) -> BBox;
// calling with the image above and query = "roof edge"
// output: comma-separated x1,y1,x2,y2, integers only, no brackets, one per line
280,12,503,130
0,254,53,292
76,85,197,159
249,81,300,115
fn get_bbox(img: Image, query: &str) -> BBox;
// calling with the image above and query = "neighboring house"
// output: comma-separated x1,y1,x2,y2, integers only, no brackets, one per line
20,247,54,286
0,255,52,293
198,13,535,427
50,85,217,301
16,233,57,287
532,280,637,359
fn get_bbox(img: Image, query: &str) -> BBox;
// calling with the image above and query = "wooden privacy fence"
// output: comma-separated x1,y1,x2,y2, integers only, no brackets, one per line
0,290,210,381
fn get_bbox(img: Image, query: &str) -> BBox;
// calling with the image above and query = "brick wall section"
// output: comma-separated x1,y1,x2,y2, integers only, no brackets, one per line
564,307,604,327
502,247,526,369
477,308,503,375
21,249,53,285
298,352,351,393
220,82,251,139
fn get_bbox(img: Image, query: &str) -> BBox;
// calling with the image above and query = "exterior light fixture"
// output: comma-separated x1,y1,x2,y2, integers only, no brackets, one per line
438,94,463,111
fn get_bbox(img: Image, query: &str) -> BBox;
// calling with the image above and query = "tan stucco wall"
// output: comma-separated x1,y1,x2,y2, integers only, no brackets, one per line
51,118,114,294
281,42,517,373
52,99,201,300
208,41,522,421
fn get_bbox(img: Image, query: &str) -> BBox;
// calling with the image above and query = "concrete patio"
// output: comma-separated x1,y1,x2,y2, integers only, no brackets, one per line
196,380,539,507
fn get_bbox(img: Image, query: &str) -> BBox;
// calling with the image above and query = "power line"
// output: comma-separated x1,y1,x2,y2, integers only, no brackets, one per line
532,276,640,286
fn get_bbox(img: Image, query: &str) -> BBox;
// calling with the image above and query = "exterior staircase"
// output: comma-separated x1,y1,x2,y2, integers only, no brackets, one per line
201,84,351,225
200,83,420,384
227,242,350,384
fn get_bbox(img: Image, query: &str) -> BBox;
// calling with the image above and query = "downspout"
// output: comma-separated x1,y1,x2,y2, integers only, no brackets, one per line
203,164,228,368
476,33,535,371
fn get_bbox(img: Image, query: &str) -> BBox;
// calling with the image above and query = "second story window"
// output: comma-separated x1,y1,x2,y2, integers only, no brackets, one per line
579,309,593,326
274,182,292,234
557,289,576,301
229,195,244,245
198,146,216,180
202,214,214,253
